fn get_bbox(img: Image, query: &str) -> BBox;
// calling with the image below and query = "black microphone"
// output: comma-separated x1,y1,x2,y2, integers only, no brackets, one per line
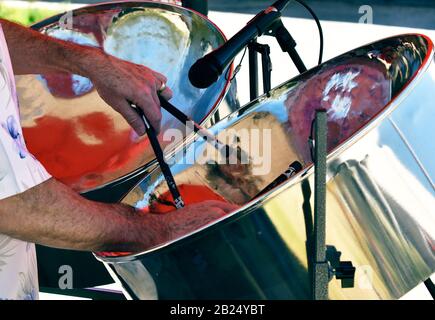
189,0,292,88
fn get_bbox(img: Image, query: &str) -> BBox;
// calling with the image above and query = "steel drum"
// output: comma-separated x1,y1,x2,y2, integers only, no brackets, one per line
16,1,238,194
96,34,435,299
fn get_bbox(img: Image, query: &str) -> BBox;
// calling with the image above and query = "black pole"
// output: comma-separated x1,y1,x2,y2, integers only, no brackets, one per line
248,41,259,101
260,44,272,94
182,0,208,16
312,109,329,300
424,278,435,299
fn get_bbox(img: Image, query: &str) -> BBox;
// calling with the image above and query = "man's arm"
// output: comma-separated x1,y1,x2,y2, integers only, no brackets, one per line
0,19,238,252
0,18,170,134
1,18,92,76
0,178,236,252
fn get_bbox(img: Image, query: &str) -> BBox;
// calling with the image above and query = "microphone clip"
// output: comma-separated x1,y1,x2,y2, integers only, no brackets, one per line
252,10,282,37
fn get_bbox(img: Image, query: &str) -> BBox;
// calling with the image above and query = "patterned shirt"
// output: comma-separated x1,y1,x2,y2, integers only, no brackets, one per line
0,23,51,300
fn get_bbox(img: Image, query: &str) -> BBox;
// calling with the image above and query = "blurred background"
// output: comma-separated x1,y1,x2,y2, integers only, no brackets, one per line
1,0,435,28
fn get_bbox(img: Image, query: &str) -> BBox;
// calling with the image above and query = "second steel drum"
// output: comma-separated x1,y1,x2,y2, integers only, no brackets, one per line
97,34,435,299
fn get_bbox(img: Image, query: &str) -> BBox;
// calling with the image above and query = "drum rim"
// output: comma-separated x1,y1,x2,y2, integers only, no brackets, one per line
95,33,434,263
28,0,235,194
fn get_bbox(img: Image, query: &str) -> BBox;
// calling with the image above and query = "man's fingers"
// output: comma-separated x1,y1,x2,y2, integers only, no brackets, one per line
134,88,162,134
149,89,163,134
151,70,173,101
118,99,146,135
150,84,161,109
152,71,167,84
209,201,239,214
208,207,227,218
159,86,173,101
190,200,238,214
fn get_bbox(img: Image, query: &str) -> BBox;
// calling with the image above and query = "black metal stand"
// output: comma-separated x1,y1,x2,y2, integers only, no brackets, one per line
247,16,306,101
182,0,208,16
248,40,272,100
424,278,435,299
248,40,259,101
310,110,356,300
312,109,329,300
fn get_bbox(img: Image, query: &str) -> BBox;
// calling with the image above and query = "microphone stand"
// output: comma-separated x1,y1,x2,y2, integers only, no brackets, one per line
248,40,272,101
269,19,307,73
246,0,307,100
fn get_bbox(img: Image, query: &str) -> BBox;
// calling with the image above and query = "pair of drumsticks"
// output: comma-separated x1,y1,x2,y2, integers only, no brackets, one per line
131,97,231,209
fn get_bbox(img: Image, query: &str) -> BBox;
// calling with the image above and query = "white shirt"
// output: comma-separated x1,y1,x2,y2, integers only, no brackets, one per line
0,24,51,300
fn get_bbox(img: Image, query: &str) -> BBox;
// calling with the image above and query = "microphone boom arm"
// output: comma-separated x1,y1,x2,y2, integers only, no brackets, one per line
188,0,307,89
267,19,307,73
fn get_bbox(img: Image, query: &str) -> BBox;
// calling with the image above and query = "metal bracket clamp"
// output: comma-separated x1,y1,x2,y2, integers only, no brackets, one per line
267,19,307,73
326,246,356,289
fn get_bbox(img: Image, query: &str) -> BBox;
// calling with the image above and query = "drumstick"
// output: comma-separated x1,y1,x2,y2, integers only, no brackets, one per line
131,103,185,209
159,97,234,157
253,161,303,199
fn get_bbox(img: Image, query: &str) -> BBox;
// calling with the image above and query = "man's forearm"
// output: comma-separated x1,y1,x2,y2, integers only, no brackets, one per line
0,18,100,76
0,178,168,252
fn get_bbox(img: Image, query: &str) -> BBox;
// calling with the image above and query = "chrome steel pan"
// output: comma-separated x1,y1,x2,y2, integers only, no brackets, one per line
97,34,435,299
16,1,237,193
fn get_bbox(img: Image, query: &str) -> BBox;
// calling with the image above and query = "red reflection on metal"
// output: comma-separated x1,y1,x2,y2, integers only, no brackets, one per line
23,113,150,190
150,184,227,213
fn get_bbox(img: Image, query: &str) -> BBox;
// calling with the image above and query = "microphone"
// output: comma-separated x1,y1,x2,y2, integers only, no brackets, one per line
189,0,292,88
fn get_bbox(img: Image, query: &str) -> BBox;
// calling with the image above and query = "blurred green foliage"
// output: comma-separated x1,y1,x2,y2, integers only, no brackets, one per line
0,3,61,26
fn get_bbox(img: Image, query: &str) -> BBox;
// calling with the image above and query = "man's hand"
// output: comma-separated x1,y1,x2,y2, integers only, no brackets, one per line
154,201,238,243
0,178,238,252
85,53,173,135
